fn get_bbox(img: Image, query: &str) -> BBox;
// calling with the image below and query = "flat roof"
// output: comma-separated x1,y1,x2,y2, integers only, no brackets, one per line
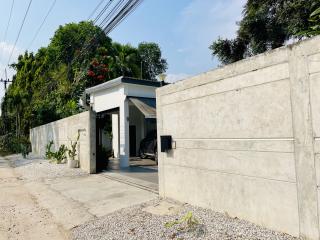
85,76,162,94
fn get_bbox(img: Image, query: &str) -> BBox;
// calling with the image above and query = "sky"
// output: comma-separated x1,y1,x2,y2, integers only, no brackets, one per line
0,0,246,99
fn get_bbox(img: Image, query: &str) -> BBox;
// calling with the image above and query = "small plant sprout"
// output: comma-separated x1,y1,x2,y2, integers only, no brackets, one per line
165,212,199,231
165,211,206,238
45,140,54,160
68,133,80,161
50,144,68,164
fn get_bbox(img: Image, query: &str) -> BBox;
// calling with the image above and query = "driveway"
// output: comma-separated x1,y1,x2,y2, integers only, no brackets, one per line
0,155,158,239
106,158,159,188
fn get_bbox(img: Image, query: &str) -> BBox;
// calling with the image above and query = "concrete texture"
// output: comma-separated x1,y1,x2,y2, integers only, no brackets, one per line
142,200,183,216
1,154,157,237
108,158,158,185
156,36,320,239
0,157,68,240
30,111,96,173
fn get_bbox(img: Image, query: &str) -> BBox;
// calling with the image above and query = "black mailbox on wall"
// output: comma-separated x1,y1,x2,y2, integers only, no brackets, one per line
160,135,172,152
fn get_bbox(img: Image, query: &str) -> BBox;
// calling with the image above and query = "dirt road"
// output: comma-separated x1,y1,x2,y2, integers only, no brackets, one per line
0,157,68,240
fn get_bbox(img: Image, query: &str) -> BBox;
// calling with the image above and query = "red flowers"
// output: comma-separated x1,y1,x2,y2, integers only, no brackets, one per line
97,75,104,81
92,60,99,67
87,70,95,77
87,57,109,82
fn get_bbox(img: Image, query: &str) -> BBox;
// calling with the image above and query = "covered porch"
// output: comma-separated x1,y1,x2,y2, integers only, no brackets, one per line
86,77,161,171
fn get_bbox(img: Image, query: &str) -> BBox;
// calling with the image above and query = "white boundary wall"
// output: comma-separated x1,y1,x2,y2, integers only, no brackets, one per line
30,111,96,173
156,36,320,239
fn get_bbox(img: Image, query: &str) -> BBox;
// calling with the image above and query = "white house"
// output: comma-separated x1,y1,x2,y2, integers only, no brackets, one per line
85,76,162,169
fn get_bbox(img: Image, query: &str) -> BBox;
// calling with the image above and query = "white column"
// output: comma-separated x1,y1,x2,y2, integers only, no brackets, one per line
112,114,119,158
119,99,129,168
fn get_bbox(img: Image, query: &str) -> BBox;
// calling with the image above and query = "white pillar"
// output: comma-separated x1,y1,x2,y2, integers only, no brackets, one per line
112,114,119,158
119,99,129,168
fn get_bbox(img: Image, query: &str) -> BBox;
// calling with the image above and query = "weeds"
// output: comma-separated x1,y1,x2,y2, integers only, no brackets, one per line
165,212,206,238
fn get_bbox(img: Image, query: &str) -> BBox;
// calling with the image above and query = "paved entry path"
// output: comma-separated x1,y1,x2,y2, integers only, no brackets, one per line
106,158,159,191
0,155,157,239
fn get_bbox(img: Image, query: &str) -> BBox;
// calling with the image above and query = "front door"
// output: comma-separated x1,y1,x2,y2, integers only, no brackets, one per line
129,125,136,157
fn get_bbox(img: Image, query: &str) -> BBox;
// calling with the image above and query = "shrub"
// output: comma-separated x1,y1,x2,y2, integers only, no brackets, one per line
68,133,80,160
45,141,54,159
50,144,68,164
0,133,31,158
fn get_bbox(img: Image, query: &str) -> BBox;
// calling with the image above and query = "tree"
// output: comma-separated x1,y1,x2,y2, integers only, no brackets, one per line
299,7,320,37
210,0,319,65
0,21,168,152
111,43,140,78
49,21,111,80
138,42,168,80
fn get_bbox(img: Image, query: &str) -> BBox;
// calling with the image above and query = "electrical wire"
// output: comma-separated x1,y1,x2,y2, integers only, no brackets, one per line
7,0,33,65
93,0,114,24
1,0,15,78
88,0,106,20
27,0,57,50
104,0,143,34
20,0,143,88
3,0,15,42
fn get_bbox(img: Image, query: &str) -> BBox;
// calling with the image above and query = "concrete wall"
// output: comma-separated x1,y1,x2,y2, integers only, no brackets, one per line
30,111,96,173
156,36,320,239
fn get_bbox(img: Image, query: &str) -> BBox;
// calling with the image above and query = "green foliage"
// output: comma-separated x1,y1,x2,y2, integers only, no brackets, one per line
45,140,54,160
0,133,30,157
45,141,67,163
165,212,201,233
138,42,168,80
298,7,320,37
19,137,31,158
68,133,80,160
50,144,68,164
210,0,319,65
0,21,167,149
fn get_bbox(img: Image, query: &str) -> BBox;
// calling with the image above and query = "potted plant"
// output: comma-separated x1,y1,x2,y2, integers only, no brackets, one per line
67,133,80,168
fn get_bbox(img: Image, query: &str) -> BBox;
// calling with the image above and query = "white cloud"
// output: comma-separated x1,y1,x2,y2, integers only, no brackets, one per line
0,41,22,64
0,41,23,80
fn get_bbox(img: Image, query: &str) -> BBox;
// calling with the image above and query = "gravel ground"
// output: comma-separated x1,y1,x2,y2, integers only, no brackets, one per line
72,199,299,240
9,154,88,181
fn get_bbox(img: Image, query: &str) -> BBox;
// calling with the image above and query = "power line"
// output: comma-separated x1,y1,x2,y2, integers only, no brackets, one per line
27,0,57,50
88,0,106,20
42,0,115,74
69,0,144,85
98,0,125,27
3,0,15,42
93,0,114,24
104,0,144,34
1,0,15,79
7,0,33,66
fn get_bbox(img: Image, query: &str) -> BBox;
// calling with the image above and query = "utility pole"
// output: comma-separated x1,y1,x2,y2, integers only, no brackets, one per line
0,69,11,134
0,69,12,91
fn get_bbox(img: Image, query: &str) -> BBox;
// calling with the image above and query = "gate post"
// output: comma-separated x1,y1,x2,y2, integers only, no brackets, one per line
289,43,320,239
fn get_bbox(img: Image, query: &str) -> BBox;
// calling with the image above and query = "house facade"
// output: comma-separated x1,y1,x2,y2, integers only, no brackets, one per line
86,76,161,168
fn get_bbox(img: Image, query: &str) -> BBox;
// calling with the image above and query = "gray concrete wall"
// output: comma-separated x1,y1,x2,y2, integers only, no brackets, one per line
30,111,96,173
156,36,320,239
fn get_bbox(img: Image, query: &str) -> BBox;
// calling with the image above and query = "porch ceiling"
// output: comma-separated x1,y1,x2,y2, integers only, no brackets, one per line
128,97,156,119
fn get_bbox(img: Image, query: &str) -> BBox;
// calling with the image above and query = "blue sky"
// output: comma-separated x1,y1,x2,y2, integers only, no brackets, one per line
0,0,245,98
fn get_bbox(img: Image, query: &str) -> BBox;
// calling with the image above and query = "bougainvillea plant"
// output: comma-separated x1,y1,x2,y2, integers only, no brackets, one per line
86,48,111,87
